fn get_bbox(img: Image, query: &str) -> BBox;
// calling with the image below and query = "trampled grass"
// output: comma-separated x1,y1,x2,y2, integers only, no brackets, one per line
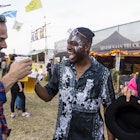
4,80,58,140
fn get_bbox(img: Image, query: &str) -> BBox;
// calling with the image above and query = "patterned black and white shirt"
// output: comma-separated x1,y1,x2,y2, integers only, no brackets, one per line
46,57,115,140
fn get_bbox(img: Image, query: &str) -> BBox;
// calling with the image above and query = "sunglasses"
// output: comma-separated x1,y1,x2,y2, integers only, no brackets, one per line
72,28,89,41
0,15,6,23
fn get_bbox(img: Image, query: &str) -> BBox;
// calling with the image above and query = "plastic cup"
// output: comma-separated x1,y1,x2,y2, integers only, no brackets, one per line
24,77,36,93
15,56,29,82
24,72,37,93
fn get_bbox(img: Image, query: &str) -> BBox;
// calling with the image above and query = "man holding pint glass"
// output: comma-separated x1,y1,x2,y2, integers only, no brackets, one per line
0,15,32,140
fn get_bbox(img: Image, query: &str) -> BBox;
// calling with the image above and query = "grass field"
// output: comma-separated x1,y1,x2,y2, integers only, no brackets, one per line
4,80,58,140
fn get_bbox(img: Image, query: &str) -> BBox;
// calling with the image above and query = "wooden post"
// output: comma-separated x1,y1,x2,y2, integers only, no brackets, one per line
115,52,121,71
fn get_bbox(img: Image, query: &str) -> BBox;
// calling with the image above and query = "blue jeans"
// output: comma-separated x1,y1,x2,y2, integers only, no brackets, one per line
16,96,22,109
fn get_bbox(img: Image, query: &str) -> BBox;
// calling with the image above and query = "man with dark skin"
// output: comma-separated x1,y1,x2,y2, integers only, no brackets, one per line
35,27,115,140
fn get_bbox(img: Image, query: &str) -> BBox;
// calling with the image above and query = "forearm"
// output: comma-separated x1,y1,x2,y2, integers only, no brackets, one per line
35,82,52,102
106,128,115,140
1,72,17,93
104,108,115,140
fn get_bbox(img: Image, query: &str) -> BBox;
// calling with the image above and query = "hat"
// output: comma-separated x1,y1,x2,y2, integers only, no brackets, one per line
105,95,140,140
77,27,95,43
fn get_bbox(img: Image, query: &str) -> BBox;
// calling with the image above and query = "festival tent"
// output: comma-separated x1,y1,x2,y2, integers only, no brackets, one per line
90,31,140,74
54,51,69,61
28,49,45,62
91,31,137,56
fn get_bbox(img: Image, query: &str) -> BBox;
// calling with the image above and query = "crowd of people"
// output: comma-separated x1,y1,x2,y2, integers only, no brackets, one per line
0,14,139,140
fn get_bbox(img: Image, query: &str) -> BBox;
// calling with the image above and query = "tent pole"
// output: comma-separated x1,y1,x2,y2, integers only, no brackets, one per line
115,52,121,71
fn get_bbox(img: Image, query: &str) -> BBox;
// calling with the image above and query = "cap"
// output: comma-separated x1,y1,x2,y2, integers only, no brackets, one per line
77,27,95,43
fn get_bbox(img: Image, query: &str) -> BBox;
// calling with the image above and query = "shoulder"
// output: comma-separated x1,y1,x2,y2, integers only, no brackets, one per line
91,56,109,73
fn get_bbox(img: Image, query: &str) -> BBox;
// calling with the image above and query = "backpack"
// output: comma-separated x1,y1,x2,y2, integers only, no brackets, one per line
136,72,140,98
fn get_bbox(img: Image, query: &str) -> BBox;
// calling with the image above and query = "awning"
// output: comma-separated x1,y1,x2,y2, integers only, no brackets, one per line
28,49,45,55
55,51,69,58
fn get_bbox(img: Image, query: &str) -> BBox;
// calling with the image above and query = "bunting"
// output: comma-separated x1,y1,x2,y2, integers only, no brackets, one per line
40,26,45,39
0,4,11,8
31,25,46,42
2,10,17,18
13,20,23,31
25,0,42,12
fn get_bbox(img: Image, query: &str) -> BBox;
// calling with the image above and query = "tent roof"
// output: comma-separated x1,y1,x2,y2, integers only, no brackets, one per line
92,31,134,52
55,51,69,58
28,49,45,55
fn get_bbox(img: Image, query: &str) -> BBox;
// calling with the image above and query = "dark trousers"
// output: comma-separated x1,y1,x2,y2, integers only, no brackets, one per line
48,71,52,81
2,68,7,77
10,90,26,112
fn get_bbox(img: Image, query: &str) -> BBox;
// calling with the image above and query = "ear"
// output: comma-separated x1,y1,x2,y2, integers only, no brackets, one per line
85,43,91,52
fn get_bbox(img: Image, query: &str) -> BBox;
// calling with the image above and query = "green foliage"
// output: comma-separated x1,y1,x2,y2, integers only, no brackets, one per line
45,72,49,81
110,68,120,92
110,68,120,82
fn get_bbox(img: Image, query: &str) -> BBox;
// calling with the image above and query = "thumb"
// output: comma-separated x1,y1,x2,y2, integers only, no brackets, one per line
138,100,140,104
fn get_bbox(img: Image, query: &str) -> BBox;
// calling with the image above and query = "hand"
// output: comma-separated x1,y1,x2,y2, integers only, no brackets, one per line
120,85,140,103
19,87,23,92
2,133,7,140
35,73,43,84
9,58,32,81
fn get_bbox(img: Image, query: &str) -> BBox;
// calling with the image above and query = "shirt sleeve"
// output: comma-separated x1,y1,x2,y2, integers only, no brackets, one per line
45,64,59,97
126,77,138,96
101,72,116,108
1,112,11,136
0,82,6,103
0,82,11,136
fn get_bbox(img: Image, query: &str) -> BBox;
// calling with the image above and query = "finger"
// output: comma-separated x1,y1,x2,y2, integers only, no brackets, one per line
126,90,131,102
21,57,32,62
131,90,136,96
121,86,128,95
138,100,140,104
120,85,124,89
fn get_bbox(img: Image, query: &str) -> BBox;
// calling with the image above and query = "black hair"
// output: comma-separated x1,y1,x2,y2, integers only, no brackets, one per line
10,54,17,61
77,27,95,43
0,15,6,23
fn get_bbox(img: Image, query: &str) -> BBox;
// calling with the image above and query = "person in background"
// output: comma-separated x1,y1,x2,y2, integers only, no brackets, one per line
0,15,32,139
1,58,7,77
35,27,115,140
46,59,53,81
10,81,31,118
7,54,31,118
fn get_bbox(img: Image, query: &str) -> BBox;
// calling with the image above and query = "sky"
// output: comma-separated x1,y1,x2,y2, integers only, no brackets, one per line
0,0,140,55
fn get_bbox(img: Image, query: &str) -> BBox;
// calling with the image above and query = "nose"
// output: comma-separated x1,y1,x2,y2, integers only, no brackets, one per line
67,42,71,50
67,44,73,52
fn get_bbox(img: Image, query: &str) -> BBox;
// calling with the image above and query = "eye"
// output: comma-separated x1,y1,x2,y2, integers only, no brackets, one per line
0,38,5,42
68,41,79,46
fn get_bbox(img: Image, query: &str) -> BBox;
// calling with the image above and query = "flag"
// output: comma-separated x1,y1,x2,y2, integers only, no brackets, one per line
0,4,11,8
2,10,17,18
40,25,46,39
31,32,35,42
25,0,42,12
31,24,46,42
34,29,39,40
13,20,23,31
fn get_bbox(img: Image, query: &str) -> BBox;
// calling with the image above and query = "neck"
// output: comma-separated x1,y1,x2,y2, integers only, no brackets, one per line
75,56,91,68
75,57,91,79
